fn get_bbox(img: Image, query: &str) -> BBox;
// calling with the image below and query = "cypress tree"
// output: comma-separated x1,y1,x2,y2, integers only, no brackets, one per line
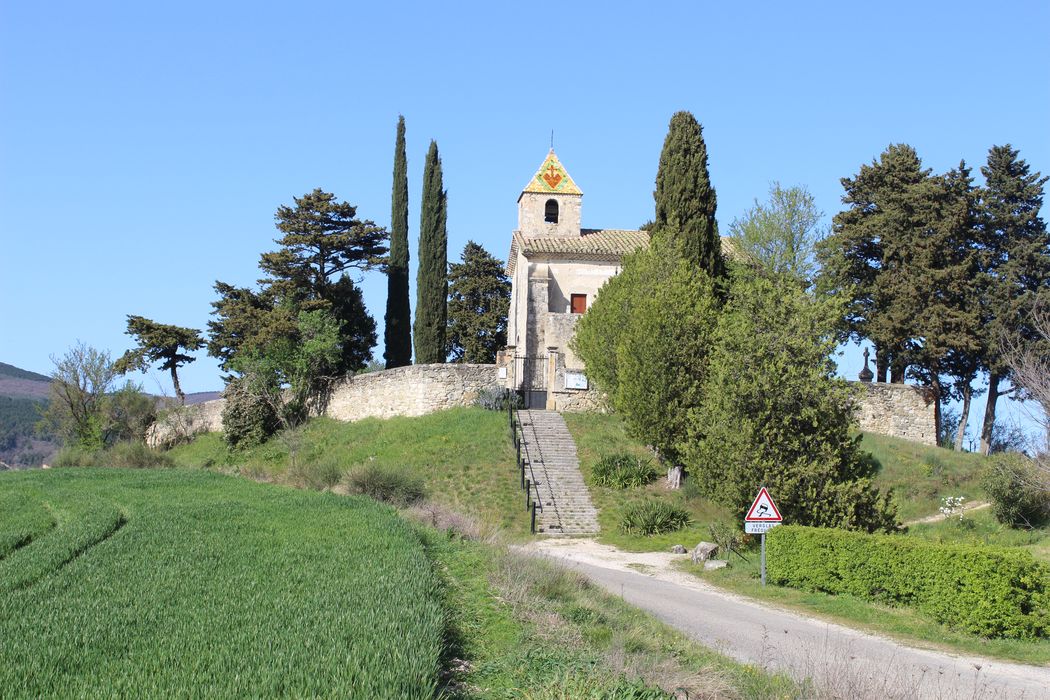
383,115,412,368
653,111,724,279
413,140,448,364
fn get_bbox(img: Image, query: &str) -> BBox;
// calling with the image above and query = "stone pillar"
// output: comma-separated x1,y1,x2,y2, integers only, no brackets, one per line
546,346,559,411
502,345,516,391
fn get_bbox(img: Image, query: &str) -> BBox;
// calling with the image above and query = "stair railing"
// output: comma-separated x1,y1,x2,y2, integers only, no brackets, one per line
509,402,542,534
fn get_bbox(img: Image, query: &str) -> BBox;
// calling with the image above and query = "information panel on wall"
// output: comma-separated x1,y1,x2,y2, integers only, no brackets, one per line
563,371,588,390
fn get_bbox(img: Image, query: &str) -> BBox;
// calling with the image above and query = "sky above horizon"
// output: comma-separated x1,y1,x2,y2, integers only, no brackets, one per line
2,2,1048,445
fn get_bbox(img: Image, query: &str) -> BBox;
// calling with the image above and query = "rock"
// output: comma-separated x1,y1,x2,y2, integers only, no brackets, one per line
692,541,718,564
703,559,728,571
670,544,687,554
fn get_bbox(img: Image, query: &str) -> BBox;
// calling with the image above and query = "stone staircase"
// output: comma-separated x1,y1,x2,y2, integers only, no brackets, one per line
517,409,599,536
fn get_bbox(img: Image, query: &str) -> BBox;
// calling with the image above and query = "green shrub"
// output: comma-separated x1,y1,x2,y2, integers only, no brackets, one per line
591,453,658,489
983,456,1050,529
51,442,173,469
767,525,1050,639
288,457,345,491
619,500,691,536
221,376,279,450
474,387,522,411
344,464,426,506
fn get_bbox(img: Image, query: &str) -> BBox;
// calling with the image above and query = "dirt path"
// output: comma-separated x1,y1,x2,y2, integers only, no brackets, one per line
905,501,991,526
522,538,1049,699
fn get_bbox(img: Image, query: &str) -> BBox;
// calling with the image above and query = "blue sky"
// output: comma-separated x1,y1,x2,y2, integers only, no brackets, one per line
2,2,1047,441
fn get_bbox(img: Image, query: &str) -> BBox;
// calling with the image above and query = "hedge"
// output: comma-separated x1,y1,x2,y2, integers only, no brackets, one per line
766,525,1050,639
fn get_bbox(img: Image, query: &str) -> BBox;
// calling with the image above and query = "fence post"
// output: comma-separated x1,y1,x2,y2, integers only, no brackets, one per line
525,478,531,511
530,502,537,534
520,457,525,490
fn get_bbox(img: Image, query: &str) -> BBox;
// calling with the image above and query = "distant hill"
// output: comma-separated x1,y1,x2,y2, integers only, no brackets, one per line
0,361,51,383
0,362,51,401
0,360,222,467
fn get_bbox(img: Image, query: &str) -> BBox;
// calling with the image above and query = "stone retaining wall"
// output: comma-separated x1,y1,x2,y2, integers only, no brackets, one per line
325,364,498,422
148,368,937,448
852,381,937,446
147,364,500,447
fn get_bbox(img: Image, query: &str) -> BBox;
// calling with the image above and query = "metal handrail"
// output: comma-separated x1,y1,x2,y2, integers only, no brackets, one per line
509,402,543,534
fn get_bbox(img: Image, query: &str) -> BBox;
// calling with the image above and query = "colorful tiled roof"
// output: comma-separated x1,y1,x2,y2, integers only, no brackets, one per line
521,150,582,196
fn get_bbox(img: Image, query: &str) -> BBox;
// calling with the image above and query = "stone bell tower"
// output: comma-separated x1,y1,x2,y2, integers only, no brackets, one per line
517,150,582,238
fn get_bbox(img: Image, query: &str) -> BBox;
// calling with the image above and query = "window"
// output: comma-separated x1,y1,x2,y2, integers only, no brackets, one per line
570,294,587,314
544,198,559,223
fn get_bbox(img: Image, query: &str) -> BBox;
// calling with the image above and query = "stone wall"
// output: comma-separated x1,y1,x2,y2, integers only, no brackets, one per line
146,399,225,447
325,364,498,422
148,364,500,447
852,381,937,446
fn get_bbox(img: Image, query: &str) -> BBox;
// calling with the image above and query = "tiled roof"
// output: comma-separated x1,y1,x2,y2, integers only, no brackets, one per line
521,150,582,196
524,228,650,257
507,230,744,275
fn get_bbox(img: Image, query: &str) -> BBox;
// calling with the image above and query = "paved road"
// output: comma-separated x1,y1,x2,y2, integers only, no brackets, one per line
528,540,1049,699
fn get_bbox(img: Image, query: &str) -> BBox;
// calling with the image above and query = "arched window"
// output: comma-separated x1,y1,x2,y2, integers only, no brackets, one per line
544,198,559,224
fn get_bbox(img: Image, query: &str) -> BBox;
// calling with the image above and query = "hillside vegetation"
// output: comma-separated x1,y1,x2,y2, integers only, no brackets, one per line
170,408,528,537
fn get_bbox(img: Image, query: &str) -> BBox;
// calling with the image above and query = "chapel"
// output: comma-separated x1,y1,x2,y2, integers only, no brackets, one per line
500,150,648,410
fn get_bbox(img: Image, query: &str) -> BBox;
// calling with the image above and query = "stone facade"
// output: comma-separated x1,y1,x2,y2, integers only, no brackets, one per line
147,364,500,447
852,381,937,446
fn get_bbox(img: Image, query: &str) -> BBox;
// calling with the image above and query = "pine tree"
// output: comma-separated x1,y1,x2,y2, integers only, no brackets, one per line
113,315,204,404
902,164,983,442
446,242,510,363
653,111,724,279
210,189,383,377
817,144,933,382
414,140,448,364
978,145,1050,454
383,116,412,368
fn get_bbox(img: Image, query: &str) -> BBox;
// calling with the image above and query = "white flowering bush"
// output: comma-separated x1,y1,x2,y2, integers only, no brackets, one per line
940,495,967,523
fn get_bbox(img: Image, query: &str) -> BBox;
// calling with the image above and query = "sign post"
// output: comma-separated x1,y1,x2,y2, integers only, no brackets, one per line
744,486,782,586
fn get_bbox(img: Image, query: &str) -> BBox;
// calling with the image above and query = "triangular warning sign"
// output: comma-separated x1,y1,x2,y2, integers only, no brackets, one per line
745,487,782,521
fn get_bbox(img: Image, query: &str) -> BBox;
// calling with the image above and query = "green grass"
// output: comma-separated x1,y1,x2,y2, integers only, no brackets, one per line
169,407,528,538
564,412,737,551
861,432,989,521
0,490,55,558
426,530,804,698
685,555,1050,666
0,468,444,697
909,508,1050,563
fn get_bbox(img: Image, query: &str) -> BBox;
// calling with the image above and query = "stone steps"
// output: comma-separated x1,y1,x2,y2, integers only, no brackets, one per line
517,409,600,536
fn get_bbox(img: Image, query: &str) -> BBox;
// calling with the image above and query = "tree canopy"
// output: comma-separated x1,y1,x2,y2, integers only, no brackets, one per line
384,115,412,369
446,241,510,364
653,111,724,279
682,272,897,531
728,182,825,283
414,141,448,364
113,315,204,403
209,189,383,380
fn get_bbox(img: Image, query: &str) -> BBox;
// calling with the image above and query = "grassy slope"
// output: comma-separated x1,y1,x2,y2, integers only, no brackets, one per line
564,412,734,551
170,408,529,539
564,412,1050,665
0,469,444,697
862,431,988,521
166,408,1049,668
